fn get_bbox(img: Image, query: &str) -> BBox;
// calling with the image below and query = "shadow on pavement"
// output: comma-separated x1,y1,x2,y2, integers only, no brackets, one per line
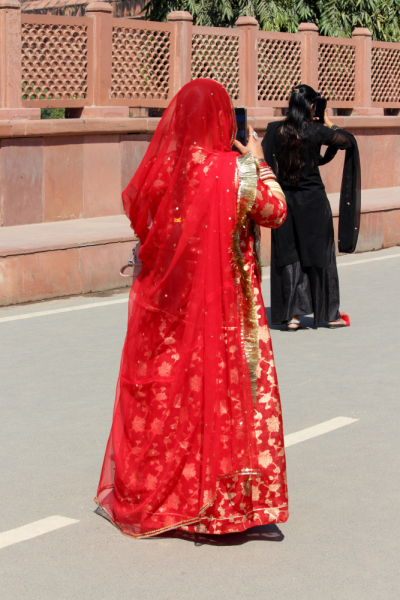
95,507,284,546
154,524,284,546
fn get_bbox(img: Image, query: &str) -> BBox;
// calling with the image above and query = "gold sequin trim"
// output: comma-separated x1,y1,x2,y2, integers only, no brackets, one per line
232,152,259,404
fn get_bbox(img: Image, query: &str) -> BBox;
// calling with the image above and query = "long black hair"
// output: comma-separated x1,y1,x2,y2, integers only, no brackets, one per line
276,84,319,183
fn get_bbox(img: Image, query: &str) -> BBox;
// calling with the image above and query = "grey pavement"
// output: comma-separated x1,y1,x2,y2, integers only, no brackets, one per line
1,247,399,600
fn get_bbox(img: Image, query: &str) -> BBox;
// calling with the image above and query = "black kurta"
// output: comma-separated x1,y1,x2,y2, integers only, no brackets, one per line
262,121,355,326
264,121,352,268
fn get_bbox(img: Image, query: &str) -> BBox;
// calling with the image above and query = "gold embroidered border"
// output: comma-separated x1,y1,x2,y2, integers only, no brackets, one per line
251,220,262,276
94,465,288,539
231,152,259,404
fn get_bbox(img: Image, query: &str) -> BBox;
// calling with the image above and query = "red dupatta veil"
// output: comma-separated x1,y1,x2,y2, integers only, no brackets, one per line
96,80,268,537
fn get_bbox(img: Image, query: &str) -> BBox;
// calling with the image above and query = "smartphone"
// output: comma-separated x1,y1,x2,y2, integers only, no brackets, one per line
314,97,327,123
234,107,247,149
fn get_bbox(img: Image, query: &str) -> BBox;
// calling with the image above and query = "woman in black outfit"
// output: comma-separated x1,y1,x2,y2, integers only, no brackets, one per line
262,84,360,331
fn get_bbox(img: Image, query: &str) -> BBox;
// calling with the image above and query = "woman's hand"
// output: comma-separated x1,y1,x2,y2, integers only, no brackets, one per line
233,124,264,160
313,108,334,128
323,109,334,129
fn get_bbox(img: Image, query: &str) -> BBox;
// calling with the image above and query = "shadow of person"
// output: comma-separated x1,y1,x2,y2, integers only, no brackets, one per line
94,507,284,546
153,523,284,547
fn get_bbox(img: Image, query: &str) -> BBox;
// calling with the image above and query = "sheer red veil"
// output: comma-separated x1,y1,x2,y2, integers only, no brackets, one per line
96,80,266,537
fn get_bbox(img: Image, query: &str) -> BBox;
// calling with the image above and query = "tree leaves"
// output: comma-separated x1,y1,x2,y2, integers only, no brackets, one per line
144,0,400,41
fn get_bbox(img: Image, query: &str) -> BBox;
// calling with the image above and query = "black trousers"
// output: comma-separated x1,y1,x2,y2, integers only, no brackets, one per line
270,241,341,327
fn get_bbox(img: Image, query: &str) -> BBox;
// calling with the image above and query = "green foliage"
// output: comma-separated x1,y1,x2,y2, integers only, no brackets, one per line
144,0,400,41
41,108,65,119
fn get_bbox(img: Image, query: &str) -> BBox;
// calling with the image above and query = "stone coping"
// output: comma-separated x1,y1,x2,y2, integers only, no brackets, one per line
1,188,398,258
0,215,137,257
0,116,399,139
328,187,400,217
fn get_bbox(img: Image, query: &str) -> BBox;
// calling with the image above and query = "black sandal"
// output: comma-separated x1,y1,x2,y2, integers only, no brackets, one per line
286,318,302,332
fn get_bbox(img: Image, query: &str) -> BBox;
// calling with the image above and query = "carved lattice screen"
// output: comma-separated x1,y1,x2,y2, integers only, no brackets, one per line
318,43,356,102
21,22,89,101
257,38,302,102
191,33,240,100
371,46,400,103
111,27,171,100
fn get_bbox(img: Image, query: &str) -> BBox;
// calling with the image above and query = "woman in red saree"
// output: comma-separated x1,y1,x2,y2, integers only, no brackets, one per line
95,79,289,538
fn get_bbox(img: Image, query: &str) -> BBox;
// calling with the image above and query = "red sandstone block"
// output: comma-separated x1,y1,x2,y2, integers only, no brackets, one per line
81,118,130,134
395,132,400,187
371,129,396,189
120,135,151,191
80,241,133,294
383,209,400,248
19,248,81,302
11,119,53,138
353,129,374,190
355,211,384,253
83,135,123,218
51,120,86,136
9,121,28,138
0,256,20,306
1,138,44,226
0,122,12,138
124,118,149,133
146,118,162,133
81,107,129,119
43,136,84,221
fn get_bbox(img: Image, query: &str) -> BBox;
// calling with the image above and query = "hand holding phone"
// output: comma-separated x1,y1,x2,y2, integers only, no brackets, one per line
313,97,327,123
234,107,247,148
233,124,264,160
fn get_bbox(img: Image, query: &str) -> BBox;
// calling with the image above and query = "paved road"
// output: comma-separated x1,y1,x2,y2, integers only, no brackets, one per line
1,247,399,600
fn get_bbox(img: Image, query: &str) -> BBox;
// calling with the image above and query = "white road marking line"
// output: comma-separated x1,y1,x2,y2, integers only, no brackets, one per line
0,418,356,549
0,298,128,323
337,253,400,267
261,252,400,280
284,416,358,448
0,516,79,549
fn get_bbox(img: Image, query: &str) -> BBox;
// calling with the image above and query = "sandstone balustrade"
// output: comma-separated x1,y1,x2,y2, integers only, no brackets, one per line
0,2,398,116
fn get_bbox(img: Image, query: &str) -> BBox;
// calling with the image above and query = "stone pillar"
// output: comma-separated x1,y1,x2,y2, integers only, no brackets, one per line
0,0,40,119
235,16,268,116
353,27,383,115
82,1,128,118
167,11,193,96
298,22,319,91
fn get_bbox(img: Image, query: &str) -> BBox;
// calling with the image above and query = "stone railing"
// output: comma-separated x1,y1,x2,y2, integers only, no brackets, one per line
0,0,399,120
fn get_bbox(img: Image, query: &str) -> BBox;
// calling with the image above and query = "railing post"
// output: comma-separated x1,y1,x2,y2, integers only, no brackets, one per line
82,1,128,117
353,27,383,115
0,0,40,119
298,22,319,91
235,16,268,115
167,11,193,96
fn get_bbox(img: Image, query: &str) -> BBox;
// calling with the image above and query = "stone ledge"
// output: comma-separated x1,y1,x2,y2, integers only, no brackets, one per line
328,187,400,217
0,115,399,139
0,215,137,257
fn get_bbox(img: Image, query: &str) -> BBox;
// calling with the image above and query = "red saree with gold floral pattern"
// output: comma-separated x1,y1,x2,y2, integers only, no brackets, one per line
95,79,289,537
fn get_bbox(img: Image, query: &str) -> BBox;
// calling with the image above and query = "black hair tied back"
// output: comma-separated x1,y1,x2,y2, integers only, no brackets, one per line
277,84,319,183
